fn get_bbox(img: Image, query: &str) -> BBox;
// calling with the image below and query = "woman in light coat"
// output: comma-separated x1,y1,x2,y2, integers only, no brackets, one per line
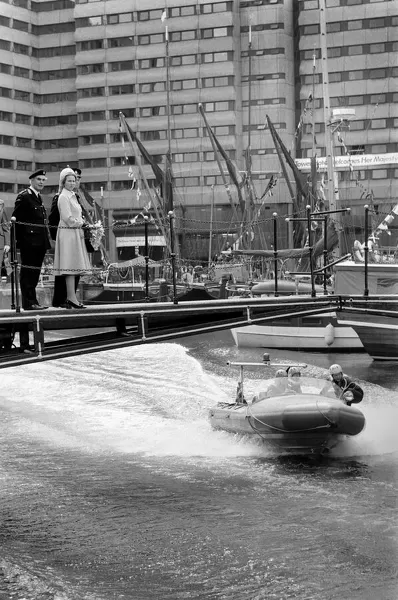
53,167,91,308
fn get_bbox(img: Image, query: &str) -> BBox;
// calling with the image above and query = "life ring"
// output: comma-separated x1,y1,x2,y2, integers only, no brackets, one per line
353,240,364,263
324,322,335,346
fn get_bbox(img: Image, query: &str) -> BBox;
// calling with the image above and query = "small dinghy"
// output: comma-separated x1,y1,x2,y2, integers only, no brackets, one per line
209,357,365,455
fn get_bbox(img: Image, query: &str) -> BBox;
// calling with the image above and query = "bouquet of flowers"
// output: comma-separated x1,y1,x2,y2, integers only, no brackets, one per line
83,220,104,252
88,220,105,251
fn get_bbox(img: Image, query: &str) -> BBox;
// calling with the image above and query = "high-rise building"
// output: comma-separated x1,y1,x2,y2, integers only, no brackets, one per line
0,0,396,261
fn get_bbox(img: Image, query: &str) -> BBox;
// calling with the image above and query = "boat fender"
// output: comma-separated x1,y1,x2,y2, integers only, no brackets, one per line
324,323,335,346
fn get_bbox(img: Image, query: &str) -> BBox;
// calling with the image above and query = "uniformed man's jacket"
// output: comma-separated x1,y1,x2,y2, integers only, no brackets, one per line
12,188,52,249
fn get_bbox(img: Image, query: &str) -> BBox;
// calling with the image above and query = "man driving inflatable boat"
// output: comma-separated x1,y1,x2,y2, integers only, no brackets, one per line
321,364,364,405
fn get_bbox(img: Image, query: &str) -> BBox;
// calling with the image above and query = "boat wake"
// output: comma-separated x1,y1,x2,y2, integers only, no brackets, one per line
0,343,396,462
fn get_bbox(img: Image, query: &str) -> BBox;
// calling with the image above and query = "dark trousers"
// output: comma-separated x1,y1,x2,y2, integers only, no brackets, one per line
52,275,80,307
19,245,46,309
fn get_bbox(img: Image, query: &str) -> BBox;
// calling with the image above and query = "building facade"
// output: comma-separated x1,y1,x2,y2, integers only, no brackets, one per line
0,0,396,260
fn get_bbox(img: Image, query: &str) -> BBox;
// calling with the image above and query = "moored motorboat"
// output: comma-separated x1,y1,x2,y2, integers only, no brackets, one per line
209,359,365,455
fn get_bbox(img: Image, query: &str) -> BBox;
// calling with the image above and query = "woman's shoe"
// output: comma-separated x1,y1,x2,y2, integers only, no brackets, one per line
65,299,86,309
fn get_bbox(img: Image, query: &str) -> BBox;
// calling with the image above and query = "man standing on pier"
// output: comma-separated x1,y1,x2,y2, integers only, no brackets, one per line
12,169,51,311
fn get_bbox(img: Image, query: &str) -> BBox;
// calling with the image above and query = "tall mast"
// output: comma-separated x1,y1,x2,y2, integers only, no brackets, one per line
164,20,173,213
319,0,338,215
245,25,253,249
319,0,341,251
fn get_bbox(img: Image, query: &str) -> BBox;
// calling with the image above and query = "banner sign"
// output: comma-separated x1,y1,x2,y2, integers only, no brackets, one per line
116,236,166,247
295,153,398,172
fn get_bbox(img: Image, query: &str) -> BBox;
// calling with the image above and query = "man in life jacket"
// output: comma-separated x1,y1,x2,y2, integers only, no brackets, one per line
323,364,364,405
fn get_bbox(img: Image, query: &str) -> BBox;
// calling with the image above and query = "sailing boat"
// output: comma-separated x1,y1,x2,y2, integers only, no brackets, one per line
230,28,365,351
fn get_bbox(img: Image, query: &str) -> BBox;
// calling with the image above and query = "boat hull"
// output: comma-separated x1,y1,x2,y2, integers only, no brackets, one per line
337,309,398,360
209,395,365,455
231,315,363,351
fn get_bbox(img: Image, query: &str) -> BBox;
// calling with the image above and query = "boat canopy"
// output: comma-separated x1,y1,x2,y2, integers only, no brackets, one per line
108,256,160,269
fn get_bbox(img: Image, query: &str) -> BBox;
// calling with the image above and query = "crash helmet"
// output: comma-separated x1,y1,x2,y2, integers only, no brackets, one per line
275,369,287,377
288,366,301,377
329,364,343,376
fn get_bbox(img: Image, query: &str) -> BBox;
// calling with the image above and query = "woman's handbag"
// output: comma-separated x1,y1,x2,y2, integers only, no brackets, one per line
83,224,95,253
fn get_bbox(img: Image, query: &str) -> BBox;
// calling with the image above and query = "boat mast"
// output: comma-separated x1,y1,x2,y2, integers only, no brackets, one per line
245,24,253,250
164,20,173,215
319,0,340,238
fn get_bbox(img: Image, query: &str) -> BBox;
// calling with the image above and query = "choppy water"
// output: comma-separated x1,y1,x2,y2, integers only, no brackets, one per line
1,333,397,600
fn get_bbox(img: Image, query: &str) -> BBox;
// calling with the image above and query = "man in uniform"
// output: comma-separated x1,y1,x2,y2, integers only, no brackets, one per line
12,169,51,310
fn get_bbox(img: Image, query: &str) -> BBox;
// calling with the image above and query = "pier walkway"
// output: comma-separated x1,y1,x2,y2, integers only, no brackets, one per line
0,294,397,369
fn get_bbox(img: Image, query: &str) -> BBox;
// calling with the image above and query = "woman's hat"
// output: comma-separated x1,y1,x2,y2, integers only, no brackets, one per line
59,167,76,184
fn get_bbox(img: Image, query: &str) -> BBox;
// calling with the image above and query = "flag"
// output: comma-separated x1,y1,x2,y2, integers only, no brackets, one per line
161,9,167,22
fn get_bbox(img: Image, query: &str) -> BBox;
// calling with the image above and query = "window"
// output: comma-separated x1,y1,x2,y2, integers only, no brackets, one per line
138,33,164,45
15,113,31,124
371,119,386,129
328,47,341,58
78,111,105,121
170,30,197,42
14,66,30,79
0,183,13,193
109,37,134,48
372,169,387,179
36,138,78,150
84,182,107,192
349,120,364,131
327,22,341,33
76,15,104,27
201,2,232,13
40,68,76,80
348,20,362,30
16,160,32,171
109,84,135,95
77,39,104,51
370,43,385,54
0,40,11,51
13,43,30,55
348,96,364,105
201,26,231,38
109,61,134,72
171,79,197,91
77,87,104,98
202,51,233,63
0,159,13,169
174,177,200,187
141,130,167,141
348,46,362,56
303,24,319,35
172,128,198,139
369,69,386,79
0,135,13,145
371,144,387,153
36,45,75,58
0,87,12,98
170,5,196,16
0,111,12,122
370,94,385,104
329,72,342,83
34,114,77,126
0,63,11,75
14,90,30,101
111,108,136,119
78,63,104,75
16,137,31,148
12,19,29,32
81,158,107,169
32,22,75,34
369,18,384,28
140,106,166,117
202,76,233,87
79,135,106,145
348,71,363,80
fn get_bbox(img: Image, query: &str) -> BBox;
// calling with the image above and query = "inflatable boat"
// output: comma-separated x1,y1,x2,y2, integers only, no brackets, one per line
209,362,365,455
